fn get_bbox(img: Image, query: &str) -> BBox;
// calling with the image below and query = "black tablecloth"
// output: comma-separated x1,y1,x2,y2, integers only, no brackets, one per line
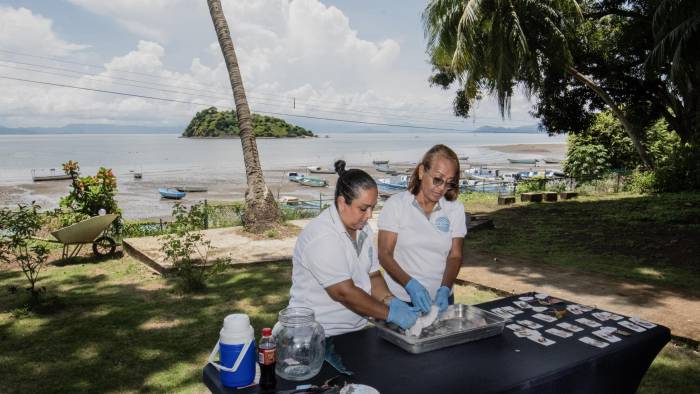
203,294,670,393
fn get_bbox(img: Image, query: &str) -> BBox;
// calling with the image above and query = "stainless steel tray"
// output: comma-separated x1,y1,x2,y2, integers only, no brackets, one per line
374,304,506,354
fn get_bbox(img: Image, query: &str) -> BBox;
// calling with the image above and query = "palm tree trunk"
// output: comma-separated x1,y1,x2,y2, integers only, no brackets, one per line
207,0,281,232
567,66,655,169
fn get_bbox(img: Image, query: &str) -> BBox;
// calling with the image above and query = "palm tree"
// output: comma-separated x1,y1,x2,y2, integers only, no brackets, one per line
424,0,655,168
206,0,281,232
648,0,700,143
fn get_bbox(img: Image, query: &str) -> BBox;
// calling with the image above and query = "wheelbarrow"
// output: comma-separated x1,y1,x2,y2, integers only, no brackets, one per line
50,214,119,259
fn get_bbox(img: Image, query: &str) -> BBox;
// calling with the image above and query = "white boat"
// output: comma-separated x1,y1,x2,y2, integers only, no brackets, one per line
176,185,208,192
307,166,335,174
377,175,409,190
287,172,305,182
464,167,500,181
31,168,73,182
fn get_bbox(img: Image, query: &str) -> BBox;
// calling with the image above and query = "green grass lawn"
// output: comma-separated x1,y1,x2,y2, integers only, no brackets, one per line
462,192,700,294
0,256,697,393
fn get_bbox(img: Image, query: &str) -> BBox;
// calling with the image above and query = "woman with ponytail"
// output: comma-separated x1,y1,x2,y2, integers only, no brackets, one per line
287,160,420,337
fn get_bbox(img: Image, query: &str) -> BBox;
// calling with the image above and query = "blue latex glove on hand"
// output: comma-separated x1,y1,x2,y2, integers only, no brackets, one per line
434,286,451,312
387,297,421,330
405,278,432,313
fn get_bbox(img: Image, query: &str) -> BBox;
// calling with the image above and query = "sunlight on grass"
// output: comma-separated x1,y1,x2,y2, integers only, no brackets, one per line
634,267,665,279
453,284,500,305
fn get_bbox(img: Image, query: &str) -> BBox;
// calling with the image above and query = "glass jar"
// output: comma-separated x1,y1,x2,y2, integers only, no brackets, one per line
275,307,325,381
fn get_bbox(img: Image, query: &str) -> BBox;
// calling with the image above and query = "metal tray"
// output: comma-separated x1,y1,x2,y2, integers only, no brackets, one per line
374,304,507,354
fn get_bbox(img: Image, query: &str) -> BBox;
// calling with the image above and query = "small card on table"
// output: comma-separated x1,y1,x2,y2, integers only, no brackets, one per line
579,336,609,348
618,320,646,332
545,328,573,338
576,318,602,328
532,313,558,323
557,322,584,332
517,319,544,329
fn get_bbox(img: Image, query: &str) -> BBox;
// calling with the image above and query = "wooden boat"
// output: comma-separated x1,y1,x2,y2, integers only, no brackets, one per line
372,160,389,165
31,168,73,182
543,158,561,164
298,177,328,187
159,188,186,199
176,186,207,192
307,166,335,174
374,162,393,173
507,158,538,164
278,196,301,205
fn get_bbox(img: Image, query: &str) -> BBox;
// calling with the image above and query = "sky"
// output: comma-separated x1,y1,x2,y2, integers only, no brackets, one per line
0,0,540,131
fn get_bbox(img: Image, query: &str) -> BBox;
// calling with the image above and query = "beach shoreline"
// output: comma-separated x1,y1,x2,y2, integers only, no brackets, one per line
0,143,566,219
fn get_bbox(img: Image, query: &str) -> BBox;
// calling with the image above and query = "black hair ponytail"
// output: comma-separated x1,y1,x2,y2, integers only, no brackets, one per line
334,160,376,205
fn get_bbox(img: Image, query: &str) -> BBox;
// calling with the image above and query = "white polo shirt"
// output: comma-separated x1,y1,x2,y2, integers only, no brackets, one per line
378,191,467,301
288,204,379,337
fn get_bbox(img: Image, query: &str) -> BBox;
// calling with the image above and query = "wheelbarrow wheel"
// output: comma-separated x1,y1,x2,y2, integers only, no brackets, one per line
92,236,116,257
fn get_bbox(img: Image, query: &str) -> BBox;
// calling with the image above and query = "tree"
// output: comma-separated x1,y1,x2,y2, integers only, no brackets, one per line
648,0,700,143
206,0,281,233
423,0,655,168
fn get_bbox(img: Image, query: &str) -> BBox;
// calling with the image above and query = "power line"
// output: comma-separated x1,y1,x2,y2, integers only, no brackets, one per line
0,48,516,121
0,62,476,126
0,74,482,132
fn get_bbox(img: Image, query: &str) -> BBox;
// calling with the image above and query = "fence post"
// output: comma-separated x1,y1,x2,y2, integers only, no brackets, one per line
319,193,323,213
204,199,209,229
159,218,163,232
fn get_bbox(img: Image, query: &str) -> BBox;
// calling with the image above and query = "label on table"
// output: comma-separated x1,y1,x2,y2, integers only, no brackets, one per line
630,317,657,329
517,320,543,329
545,328,573,338
618,320,646,332
576,318,601,328
579,336,609,348
592,329,622,343
532,313,557,323
557,322,584,332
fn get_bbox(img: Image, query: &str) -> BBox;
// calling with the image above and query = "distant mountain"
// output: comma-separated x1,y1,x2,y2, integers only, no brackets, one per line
474,124,541,133
0,123,182,134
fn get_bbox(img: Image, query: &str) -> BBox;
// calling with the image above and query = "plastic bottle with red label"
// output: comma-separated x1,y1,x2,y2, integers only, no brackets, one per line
257,327,276,392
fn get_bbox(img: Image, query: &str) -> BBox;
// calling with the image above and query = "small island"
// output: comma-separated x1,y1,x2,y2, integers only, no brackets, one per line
182,107,315,138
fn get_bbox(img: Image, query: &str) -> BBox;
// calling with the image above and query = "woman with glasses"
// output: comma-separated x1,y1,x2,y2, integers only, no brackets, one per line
287,160,420,338
378,144,467,314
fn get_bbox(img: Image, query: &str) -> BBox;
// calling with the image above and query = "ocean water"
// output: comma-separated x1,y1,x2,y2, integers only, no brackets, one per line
0,131,566,218
0,131,565,185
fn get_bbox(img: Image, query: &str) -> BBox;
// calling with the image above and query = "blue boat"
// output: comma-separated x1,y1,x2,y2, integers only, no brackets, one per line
377,175,409,191
159,188,186,199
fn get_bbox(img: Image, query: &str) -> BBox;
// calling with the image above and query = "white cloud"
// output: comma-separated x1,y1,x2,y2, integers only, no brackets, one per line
0,1,538,129
0,6,87,56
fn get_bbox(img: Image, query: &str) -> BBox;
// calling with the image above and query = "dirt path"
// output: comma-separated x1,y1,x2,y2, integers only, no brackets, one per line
458,251,700,342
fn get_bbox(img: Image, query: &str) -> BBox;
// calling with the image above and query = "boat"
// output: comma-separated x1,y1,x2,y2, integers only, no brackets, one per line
133,172,143,179
377,175,409,190
373,161,393,173
458,156,469,162
372,160,389,165
287,172,305,182
176,186,208,192
298,177,328,187
464,167,500,181
543,158,561,164
515,170,566,180
307,166,335,174
31,168,73,182
278,196,301,205
507,158,538,164
159,188,186,199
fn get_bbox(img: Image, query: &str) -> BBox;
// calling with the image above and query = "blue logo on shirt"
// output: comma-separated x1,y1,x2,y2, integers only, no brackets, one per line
435,216,450,233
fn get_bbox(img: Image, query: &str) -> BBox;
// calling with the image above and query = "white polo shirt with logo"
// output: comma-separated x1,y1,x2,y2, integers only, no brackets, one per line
378,190,467,301
288,204,379,337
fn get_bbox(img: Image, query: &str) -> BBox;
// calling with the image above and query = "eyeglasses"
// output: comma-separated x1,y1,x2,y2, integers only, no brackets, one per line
426,169,458,190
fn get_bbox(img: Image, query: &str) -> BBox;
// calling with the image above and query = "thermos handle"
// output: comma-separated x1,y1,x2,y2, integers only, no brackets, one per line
207,340,254,373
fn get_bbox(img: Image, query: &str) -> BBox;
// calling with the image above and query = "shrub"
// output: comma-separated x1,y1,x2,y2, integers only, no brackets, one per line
160,203,224,292
625,170,657,194
0,203,50,297
563,139,609,183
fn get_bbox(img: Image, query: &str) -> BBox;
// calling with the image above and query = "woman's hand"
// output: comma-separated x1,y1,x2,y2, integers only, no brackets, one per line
405,278,432,313
434,286,451,312
386,298,421,329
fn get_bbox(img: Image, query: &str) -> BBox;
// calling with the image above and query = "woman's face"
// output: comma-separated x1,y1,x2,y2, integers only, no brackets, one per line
337,187,378,233
418,157,458,203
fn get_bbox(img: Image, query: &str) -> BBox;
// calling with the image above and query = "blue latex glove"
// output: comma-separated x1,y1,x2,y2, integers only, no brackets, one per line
405,278,432,313
434,286,451,312
386,297,420,330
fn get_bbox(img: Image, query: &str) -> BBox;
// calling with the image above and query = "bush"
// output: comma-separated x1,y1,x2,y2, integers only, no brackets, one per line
653,141,700,192
0,203,50,297
59,161,123,233
625,170,657,194
563,139,609,183
160,203,224,292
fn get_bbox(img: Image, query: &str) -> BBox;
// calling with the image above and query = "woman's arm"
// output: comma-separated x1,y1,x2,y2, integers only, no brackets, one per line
378,230,411,286
440,237,464,288
325,279,389,320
